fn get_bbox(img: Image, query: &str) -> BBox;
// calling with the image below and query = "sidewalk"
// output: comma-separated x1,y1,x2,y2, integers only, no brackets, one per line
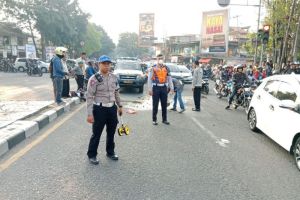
0,97,80,158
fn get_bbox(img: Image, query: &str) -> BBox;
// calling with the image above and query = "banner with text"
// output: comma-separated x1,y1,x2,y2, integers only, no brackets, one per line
139,13,155,47
200,9,229,54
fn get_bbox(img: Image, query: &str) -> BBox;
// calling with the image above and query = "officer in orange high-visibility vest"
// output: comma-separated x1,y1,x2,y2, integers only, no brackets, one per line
148,54,174,125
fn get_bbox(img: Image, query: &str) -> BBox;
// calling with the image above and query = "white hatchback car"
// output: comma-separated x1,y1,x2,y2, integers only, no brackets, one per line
248,74,300,170
14,58,49,73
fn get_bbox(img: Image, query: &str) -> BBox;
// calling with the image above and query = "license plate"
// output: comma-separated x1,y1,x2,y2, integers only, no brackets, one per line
123,80,133,83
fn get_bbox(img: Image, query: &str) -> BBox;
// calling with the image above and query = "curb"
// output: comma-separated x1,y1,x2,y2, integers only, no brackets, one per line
0,97,81,158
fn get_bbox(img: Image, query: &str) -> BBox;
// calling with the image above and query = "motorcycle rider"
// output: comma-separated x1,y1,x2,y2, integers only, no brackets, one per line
225,64,250,109
254,66,266,81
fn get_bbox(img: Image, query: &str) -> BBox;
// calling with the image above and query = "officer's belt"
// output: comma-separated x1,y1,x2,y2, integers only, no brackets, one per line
93,102,115,107
152,83,167,87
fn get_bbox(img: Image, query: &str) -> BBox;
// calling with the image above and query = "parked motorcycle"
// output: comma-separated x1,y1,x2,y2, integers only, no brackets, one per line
26,60,43,77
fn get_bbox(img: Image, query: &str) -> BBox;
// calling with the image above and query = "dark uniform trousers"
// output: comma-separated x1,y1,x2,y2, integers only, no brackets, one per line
193,86,202,110
87,104,118,158
152,85,168,122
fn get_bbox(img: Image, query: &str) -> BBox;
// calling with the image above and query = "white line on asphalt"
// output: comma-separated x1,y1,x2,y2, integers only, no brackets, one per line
191,117,230,148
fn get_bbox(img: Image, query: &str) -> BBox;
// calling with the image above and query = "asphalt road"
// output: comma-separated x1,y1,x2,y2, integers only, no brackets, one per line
0,72,147,102
0,79,299,200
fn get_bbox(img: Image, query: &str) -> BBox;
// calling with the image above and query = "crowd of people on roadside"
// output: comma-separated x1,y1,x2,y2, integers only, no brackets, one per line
49,48,100,105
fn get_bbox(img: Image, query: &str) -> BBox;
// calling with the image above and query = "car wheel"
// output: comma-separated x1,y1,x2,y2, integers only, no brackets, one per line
18,66,25,72
41,67,47,73
248,108,258,132
138,86,144,93
293,137,300,171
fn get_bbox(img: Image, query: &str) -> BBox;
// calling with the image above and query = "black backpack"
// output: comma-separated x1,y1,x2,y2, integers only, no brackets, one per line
49,58,54,79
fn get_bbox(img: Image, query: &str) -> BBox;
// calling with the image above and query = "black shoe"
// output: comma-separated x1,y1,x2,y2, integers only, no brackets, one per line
170,108,177,111
153,121,158,125
106,153,119,161
225,105,230,110
162,121,170,125
192,108,200,112
89,157,99,165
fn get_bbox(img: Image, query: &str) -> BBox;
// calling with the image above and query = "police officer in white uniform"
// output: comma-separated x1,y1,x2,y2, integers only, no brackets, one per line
86,55,122,165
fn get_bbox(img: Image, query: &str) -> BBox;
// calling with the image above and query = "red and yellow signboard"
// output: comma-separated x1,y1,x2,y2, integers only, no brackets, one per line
201,9,229,54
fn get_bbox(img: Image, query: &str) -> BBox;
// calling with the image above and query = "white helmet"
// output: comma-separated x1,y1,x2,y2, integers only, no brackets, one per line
55,47,68,56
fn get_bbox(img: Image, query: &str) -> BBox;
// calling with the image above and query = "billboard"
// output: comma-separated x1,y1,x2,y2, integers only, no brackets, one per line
200,9,229,54
25,44,36,58
139,13,155,47
45,46,56,61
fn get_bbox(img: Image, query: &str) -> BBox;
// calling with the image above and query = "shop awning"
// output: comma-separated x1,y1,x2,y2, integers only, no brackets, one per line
199,58,211,63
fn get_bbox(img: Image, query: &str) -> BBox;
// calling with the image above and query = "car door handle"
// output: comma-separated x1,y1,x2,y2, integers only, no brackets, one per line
269,105,274,111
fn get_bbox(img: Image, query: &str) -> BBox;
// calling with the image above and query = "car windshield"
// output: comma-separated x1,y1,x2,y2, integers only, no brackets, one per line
115,62,141,70
167,64,180,72
178,66,190,73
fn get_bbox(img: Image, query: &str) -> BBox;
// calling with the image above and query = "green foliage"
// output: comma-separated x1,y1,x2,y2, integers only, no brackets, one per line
83,23,102,56
0,0,89,54
116,32,149,58
91,25,116,58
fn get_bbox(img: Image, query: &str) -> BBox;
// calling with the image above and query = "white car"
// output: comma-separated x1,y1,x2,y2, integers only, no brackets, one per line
14,58,49,73
165,63,193,83
247,74,300,170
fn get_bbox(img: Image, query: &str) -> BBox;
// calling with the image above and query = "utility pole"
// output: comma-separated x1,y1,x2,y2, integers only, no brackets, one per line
280,0,297,69
292,20,300,62
254,0,262,65
233,15,240,57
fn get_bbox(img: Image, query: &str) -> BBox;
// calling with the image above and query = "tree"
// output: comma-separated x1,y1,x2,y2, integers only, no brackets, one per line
0,0,89,58
264,0,300,68
82,23,102,56
116,32,149,58
90,25,116,58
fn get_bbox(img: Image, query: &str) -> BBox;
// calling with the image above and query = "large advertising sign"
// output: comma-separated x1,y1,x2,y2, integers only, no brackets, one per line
45,46,56,61
201,9,229,54
139,13,155,47
25,44,36,58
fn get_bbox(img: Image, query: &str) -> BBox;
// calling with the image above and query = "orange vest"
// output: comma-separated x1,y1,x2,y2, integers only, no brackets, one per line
152,66,168,84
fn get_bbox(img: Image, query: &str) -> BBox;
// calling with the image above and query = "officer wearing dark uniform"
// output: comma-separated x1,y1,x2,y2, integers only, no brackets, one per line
148,54,174,125
86,55,122,165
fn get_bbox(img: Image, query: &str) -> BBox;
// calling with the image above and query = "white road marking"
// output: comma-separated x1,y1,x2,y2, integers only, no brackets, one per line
191,117,230,148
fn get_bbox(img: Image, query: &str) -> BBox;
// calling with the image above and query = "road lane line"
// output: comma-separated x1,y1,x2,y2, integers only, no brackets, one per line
191,117,230,148
0,103,85,172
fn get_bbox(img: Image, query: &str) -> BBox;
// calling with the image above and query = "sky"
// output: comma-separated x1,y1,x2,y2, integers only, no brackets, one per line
78,0,266,44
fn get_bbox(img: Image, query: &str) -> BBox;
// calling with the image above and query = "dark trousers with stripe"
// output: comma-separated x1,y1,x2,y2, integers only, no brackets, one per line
193,86,202,110
152,85,168,122
87,104,118,158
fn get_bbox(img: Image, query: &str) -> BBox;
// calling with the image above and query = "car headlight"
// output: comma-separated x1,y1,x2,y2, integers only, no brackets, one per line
137,74,143,79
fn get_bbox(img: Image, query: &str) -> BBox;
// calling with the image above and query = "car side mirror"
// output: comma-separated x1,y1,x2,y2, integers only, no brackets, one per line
279,100,297,110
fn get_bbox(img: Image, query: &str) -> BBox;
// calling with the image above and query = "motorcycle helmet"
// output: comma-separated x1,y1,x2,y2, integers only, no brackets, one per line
55,47,68,56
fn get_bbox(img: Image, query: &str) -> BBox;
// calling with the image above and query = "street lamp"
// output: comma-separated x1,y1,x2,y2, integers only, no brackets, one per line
232,15,240,57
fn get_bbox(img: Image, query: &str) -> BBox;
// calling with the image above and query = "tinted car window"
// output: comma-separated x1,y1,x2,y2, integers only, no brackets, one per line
178,66,190,73
18,59,27,62
167,64,180,72
264,80,280,98
115,62,141,70
277,82,297,102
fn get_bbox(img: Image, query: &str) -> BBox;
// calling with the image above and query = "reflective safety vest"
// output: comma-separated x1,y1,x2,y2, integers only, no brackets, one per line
152,66,168,84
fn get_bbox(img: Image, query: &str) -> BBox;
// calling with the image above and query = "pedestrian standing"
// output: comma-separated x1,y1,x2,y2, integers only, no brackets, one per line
86,55,123,165
170,78,185,113
76,52,87,68
148,54,174,125
192,60,203,112
62,56,71,98
73,61,85,91
51,47,68,105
